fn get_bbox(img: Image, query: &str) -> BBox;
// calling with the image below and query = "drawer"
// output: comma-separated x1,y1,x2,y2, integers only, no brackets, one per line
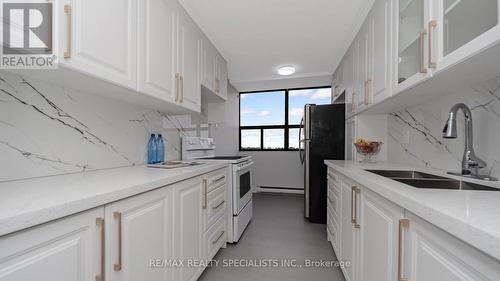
205,168,227,193
205,185,226,230
205,216,226,260
327,168,340,185
327,189,339,220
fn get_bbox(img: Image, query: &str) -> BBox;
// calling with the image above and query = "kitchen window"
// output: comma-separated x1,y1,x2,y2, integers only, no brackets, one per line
239,86,331,151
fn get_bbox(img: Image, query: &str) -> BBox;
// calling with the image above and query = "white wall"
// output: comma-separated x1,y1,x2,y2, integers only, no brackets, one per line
240,151,304,190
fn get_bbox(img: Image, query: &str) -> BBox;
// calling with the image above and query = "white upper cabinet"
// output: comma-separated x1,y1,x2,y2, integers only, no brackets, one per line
175,6,202,112
201,39,217,92
215,53,228,100
355,22,371,111
396,0,432,91
137,0,176,102
433,0,500,71
370,0,392,103
58,0,137,89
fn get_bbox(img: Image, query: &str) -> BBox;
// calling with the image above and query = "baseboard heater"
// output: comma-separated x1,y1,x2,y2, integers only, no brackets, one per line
260,186,303,191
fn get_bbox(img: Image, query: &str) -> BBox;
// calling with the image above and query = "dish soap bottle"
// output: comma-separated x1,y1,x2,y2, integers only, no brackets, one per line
157,134,165,163
148,134,157,164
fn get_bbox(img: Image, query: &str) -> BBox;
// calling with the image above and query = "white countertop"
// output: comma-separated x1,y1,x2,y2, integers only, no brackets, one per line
0,163,228,236
324,160,500,261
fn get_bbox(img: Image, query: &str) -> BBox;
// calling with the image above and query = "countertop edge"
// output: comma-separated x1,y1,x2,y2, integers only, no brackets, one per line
324,160,500,261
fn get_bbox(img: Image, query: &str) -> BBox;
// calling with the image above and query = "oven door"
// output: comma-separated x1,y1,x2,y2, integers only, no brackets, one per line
233,165,252,215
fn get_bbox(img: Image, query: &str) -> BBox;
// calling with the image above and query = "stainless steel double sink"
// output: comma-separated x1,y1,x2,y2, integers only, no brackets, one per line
365,170,499,191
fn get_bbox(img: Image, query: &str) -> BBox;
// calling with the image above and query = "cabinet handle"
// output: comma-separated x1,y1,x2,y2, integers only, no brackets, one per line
354,187,360,228
202,179,207,209
213,175,225,185
351,92,357,113
398,219,410,281
215,78,220,93
351,186,356,224
63,5,72,59
113,212,122,271
96,218,105,281
428,20,437,69
212,231,225,244
175,73,180,102
180,75,184,103
212,200,225,210
419,29,428,73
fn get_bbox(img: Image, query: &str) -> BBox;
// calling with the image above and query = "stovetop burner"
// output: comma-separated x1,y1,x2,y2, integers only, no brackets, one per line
203,156,246,160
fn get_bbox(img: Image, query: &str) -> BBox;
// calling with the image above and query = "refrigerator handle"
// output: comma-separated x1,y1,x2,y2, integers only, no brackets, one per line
299,117,304,163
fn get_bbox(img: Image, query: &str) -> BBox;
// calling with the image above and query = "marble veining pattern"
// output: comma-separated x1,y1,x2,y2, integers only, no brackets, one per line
388,76,500,179
0,72,207,182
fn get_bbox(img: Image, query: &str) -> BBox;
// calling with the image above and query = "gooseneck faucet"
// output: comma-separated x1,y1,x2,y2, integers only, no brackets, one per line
442,103,496,181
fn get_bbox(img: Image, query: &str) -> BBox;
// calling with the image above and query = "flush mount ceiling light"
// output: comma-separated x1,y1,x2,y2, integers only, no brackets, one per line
278,66,296,76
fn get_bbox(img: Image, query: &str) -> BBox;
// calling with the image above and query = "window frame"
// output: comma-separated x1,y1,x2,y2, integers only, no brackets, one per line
239,86,331,151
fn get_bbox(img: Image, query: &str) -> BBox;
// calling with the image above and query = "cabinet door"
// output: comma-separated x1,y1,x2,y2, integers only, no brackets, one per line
345,117,357,161
435,0,500,71
396,0,432,91
58,0,137,89
137,0,176,102
356,23,370,111
371,0,392,103
0,208,104,281
358,188,403,281
176,7,201,112
402,212,500,281
201,39,216,92
339,179,358,281
172,176,204,281
105,187,171,281
215,55,228,100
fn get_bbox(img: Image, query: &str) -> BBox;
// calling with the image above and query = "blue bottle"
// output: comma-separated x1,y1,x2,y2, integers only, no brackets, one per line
156,134,165,163
147,134,157,164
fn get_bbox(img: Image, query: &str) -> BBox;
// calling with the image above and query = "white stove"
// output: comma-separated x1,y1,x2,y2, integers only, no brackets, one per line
182,137,253,243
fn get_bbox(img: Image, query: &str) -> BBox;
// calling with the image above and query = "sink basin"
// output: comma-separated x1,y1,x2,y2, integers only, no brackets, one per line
365,169,447,179
365,169,499,191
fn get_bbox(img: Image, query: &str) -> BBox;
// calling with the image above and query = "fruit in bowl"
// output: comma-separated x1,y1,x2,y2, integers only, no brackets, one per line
354,139,382,162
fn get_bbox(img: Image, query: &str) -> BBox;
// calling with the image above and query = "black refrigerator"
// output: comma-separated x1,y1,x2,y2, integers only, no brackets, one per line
299,104,345,224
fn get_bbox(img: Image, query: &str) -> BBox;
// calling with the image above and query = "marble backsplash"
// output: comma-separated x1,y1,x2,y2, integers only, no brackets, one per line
0,72,207,182
388,76,500,178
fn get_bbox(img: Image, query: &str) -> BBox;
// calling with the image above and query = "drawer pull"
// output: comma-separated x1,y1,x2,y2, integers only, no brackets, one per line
212,200,225,210
113,212,122,271
202,179,208,209
212,175,225,185
212,231,225,244
96,218,105,281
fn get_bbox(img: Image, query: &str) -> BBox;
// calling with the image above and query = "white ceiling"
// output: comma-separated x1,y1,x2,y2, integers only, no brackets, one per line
179,0,371,86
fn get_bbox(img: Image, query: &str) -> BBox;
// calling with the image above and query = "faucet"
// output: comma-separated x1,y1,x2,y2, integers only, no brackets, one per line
442,103,496,181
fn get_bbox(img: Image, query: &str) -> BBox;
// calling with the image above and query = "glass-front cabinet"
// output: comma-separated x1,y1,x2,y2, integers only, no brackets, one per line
434,0,500,71
396,0,432,90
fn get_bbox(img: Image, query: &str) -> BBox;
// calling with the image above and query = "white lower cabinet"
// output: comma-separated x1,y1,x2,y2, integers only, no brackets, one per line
0,208,104,281
358,187,403,281
105,186,172,281
402,212,500,281
0,168,228,281
331,170,500,281
339,178,358,281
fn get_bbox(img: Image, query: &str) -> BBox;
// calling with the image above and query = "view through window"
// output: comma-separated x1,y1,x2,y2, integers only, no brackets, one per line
239,87,331,150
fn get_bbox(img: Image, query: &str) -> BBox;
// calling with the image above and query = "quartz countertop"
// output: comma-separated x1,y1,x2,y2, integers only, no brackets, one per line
0,163,228,236
324,160,500,261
